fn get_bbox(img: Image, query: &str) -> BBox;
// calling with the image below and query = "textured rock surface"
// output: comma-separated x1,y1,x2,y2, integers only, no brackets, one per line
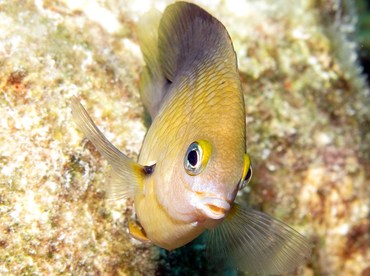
0,0,369,275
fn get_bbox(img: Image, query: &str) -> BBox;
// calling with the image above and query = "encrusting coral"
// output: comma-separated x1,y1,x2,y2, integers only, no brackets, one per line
0,0,369,275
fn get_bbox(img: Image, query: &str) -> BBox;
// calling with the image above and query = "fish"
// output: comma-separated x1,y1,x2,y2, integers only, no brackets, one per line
71,1,311,275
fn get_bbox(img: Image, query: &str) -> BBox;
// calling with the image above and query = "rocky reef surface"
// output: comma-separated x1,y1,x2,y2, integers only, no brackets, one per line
0,0,369,275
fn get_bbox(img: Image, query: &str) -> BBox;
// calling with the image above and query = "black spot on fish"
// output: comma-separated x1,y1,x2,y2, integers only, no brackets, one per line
143,164,156,175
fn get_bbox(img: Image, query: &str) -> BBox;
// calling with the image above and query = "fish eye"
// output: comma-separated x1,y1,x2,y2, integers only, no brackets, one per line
184,140,212,175
238,153,253,190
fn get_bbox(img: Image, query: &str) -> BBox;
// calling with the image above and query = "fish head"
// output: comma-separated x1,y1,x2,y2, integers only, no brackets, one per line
185,140,252,224
158,135,252,228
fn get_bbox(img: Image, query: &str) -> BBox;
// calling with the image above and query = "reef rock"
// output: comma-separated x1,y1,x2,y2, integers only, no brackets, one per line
0,0,369,275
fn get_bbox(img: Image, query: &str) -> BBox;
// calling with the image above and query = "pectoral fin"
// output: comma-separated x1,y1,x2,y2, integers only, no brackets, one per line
71,97,146,199
207,203,312,275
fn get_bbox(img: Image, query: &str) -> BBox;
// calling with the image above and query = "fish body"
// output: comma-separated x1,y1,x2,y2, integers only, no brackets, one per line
135,2,245,249
72,2,311,274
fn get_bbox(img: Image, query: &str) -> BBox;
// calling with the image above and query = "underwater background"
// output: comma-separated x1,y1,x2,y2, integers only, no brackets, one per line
0,0,369,275
357,0,370,83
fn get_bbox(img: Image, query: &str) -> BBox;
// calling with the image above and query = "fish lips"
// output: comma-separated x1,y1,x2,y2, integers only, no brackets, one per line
194,194,231,220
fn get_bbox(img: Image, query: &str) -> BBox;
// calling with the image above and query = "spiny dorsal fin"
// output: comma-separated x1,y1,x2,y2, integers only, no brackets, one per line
158,2,235,82
138,2,236,118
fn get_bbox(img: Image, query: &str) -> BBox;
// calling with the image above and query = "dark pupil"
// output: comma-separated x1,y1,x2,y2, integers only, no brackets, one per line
245,167,252,180
188,149,198,167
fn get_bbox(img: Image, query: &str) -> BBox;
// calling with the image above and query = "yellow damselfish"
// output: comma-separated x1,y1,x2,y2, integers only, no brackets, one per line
72,2,311,274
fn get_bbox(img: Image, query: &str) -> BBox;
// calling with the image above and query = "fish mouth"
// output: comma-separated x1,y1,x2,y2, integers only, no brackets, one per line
196,196,231,220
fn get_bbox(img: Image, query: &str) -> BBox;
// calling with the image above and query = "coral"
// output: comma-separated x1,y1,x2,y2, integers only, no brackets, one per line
0,0,369,275
0,0,151,274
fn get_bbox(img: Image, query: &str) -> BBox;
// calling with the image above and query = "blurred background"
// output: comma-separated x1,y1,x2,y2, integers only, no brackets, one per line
0,0,369,275
357,0,370,84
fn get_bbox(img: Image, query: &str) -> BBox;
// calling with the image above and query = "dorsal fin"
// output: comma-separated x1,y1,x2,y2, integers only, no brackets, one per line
138,2,236,119
158,2,235,82
137,9,165,119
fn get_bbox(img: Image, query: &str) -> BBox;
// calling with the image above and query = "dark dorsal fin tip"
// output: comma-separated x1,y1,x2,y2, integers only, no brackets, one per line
137,2,236,119
158,2,234,82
